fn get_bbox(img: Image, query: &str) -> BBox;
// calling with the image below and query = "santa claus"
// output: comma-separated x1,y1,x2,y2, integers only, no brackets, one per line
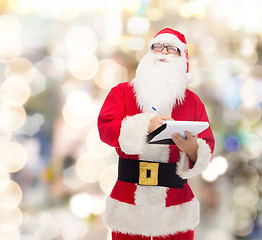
98,28,215,240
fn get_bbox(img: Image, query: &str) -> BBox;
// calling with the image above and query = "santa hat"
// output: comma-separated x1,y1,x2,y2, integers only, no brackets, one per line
148,28,193,83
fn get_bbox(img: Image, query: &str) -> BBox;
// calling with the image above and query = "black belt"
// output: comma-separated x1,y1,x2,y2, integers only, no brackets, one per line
118,158,187,188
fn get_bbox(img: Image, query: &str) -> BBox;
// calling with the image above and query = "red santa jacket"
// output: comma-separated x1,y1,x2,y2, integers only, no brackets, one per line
98,82,215,237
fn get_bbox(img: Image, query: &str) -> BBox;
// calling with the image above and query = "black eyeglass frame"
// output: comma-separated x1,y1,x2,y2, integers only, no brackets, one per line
151,43,181,55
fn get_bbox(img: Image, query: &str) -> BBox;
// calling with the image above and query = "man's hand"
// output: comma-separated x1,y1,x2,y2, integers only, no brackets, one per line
148,115,173,134
172,131,198,162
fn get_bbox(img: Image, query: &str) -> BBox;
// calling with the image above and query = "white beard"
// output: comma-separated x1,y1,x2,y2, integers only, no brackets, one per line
132,52,187,116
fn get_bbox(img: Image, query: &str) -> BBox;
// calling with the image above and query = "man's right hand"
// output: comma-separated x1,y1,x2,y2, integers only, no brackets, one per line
148,115,173,133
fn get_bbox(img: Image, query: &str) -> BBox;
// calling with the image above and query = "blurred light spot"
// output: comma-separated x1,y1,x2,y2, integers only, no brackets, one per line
0,167,9,192
0,207,22,229
64,0,121,11
33,0,79,21
202,156,228,182
94,13,123,46
213,156,228,175
69,193,92,218
94,59,127,89
0,15,21,63
0,105,26,131
60,218,88,240
241,134,262,159
228,205,256,236
63,165,86,190
0,15,20,39
0,76,30,106
240,80,260,106
66,26,98,54
123,0,141,12
61,81,77,96
147,8,165,21
62,91,92,128
126,37,146,51
50,0,79,21
8,0,34,14
119,35,132,53
0,124,12,148
51,40,67,59
0,180,22,210
205,229,228,240
233,185,259,206
239,35,257,57
212,59,234,84
34,212,60,239
0,228,20,240
19,113,44,137
127,17,150,35
201,169,218,182
211,0,262,32
5,58,35,84
0,142,27,173
86,128,114,157
99,164,118,194
63,104,93,129
76,152,105,183
35,56,66,81
89,195,105,215
179,2,207,19
238,116,251,134
237,103,261,125
135,49,147,62
66,91,91,116
233,165,259,187
68,53,99,80
198,36,217,55
224,135,240,152
0,39,21,63
31,1,50,15
221,76,242,109
30,70,46,96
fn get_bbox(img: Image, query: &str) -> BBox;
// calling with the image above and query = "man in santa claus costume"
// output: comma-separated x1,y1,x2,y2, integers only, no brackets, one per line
98,28,215,240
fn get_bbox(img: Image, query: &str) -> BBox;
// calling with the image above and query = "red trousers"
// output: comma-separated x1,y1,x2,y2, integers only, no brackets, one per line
112,230,194,240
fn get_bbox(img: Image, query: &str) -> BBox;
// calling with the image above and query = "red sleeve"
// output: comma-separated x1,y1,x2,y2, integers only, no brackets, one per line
97,84,126,148
194,95,215,155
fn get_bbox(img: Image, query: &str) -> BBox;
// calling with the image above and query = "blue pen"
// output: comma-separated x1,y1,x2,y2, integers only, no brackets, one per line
152,107,162,115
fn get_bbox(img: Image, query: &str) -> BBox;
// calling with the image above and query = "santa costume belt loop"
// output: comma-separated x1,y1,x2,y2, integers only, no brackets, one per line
118,158,187,188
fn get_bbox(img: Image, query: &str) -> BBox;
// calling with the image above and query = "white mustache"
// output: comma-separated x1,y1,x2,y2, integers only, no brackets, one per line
154,53,174,62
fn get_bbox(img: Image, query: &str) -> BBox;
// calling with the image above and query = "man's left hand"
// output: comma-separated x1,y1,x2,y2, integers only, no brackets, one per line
172,131,198,162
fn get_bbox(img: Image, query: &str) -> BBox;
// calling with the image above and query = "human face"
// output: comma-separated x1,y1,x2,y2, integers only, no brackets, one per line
151,43,181,57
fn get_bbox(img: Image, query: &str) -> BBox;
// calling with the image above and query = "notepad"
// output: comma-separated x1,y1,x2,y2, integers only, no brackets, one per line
147,121,209,145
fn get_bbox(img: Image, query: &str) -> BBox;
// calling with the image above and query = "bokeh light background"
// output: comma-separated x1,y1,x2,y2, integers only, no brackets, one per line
0,0,262,239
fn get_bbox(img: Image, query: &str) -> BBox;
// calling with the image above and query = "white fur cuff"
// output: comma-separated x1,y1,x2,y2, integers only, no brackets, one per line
176,138,212,179
119,113,156,155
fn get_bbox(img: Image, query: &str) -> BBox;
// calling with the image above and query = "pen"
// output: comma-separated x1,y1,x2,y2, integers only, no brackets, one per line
152,107,162,115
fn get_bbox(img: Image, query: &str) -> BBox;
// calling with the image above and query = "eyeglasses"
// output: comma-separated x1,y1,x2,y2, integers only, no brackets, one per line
151,43,180,55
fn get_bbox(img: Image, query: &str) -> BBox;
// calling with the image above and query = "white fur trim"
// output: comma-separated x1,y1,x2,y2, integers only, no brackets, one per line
176,138,212,179
135,185,167,206
104,196,199,236
139,144,170,163
119,113,156,155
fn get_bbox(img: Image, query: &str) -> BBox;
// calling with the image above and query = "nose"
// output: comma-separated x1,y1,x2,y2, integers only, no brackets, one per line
161,46,169,55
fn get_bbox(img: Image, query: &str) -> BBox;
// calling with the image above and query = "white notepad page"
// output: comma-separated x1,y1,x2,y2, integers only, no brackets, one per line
150,121,209,142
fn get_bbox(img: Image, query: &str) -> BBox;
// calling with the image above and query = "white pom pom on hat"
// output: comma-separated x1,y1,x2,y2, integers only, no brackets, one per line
148,28,193,83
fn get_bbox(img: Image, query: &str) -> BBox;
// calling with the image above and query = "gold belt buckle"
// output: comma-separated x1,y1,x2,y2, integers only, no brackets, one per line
138,162,159,186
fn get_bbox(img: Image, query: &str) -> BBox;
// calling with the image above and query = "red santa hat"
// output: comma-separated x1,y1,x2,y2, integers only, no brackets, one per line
148,28,193,83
